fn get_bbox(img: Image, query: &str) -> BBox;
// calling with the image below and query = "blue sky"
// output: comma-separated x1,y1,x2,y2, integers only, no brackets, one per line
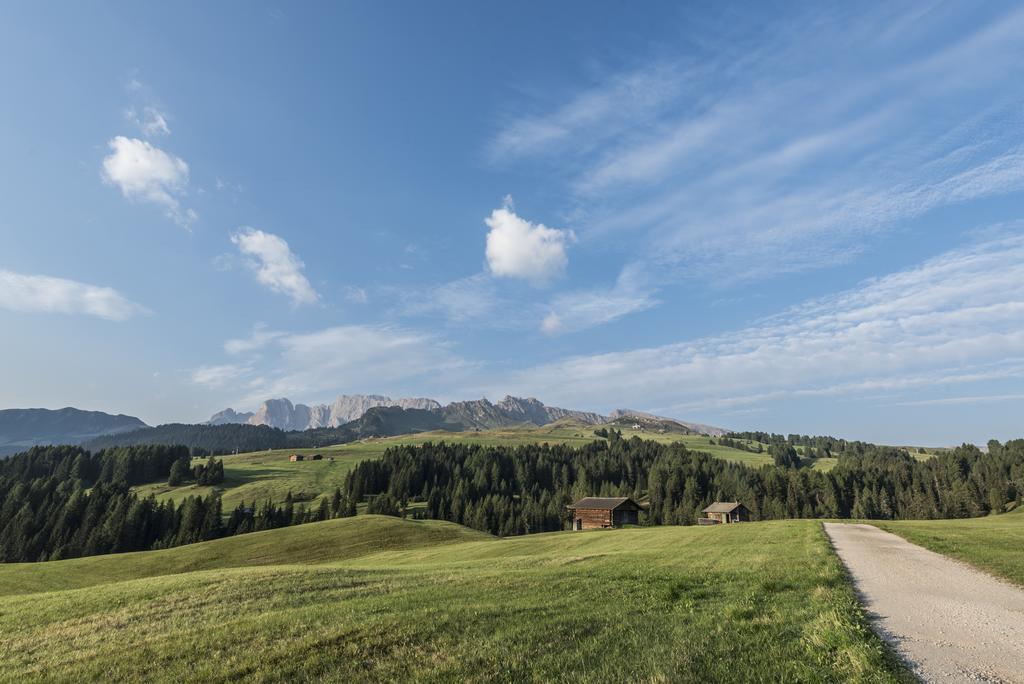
2,1,1024,445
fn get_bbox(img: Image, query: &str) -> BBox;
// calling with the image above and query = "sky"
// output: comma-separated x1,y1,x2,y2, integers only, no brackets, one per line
2,1,1024,445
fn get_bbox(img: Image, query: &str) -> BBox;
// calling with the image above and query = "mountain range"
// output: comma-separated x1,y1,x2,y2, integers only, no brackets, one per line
207,395,442,430
0,407,148,456
0,397,726,458
207,394,608,431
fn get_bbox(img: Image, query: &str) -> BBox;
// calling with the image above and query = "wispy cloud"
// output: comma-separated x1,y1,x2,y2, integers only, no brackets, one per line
190,363,253,389
541,263,659,335
199,324,476,406
126,106,170,137
499,234,1024,415
101,136,196,228
0,270,146,321
891,393,1024,407
230,228,319,306
491,4,1024,282
398,273,502,323
223,324,286,355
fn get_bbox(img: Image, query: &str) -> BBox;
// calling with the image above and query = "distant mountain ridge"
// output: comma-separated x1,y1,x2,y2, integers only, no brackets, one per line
609,409,727,436
442,396,607,429
207,395,723,434
208,394,604,431
207,395,442,430
0,407,148,456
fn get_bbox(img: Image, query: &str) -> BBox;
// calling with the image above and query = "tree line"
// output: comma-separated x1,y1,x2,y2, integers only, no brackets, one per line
3,434,1023,561
343,436,1024,536
0,445,357,562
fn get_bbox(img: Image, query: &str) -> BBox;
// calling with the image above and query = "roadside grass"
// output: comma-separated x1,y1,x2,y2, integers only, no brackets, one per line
0,517,910,682
131,425,800,510
873,506,1024,586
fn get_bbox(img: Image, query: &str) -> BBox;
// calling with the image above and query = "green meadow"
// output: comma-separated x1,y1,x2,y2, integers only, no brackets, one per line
132,423,837,510
0,516,909,682
875,506,1024,586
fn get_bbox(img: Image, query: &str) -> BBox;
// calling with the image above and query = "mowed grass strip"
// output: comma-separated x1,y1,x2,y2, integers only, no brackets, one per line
873,506,1024,586
0,517,910,682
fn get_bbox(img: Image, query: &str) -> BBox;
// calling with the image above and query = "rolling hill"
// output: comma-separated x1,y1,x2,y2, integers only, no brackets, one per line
0,516,909,682
127,421,818,511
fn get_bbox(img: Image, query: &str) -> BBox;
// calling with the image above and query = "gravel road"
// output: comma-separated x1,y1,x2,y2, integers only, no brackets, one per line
824,523,1024,683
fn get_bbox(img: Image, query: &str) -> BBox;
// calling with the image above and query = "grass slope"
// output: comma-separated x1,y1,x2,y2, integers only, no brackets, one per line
0,516,488,597
874,506,1024,586
132,423,830,510
0,517,909,682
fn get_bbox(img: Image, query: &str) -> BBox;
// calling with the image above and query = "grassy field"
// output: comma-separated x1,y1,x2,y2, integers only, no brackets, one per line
0,516,909,682
132,423,836,510
874,506,1024,586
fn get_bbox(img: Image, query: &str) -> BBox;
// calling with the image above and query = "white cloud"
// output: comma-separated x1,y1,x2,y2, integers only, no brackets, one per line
126,106,171,136
101,136,194,227
485,204,575,286
0,270,145,321
230,228,319,306
501,234,1024,414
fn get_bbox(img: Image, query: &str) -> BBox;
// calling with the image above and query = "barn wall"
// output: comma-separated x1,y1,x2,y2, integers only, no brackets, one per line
573,508,613,529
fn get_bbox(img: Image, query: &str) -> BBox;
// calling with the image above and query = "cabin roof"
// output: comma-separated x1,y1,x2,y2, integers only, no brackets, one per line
568,496,641,511
702,501,745,513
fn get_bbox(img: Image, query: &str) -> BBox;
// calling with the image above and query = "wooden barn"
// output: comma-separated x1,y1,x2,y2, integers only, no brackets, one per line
698,501,750,525
567,497,642,530
289,454,304,462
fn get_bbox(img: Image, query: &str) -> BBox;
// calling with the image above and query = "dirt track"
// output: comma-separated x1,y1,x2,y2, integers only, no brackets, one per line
824,523,1024,683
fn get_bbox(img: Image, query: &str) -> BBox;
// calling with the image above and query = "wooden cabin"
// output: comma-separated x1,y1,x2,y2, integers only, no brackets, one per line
288,454,304,462
567,497,642,530
698,501,750,525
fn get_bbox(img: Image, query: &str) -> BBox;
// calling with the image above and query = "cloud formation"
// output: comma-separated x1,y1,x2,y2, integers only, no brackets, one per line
491,5,1024,282
0,270,145,321
101,136,195,227
485,205,574,286
230,228,319,306
502,234,1024,415
541,263,658,334
127,106,171,137
190,364,253,389
197,324,475,406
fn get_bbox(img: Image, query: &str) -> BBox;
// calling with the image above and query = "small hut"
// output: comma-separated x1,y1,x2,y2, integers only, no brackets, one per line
567,497,643,530
698,502,750,525
289,454,305,462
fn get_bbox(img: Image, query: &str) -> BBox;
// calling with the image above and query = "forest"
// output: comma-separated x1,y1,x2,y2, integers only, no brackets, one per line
0,445,353,562
2,434,1022,561
346,434,1024,535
